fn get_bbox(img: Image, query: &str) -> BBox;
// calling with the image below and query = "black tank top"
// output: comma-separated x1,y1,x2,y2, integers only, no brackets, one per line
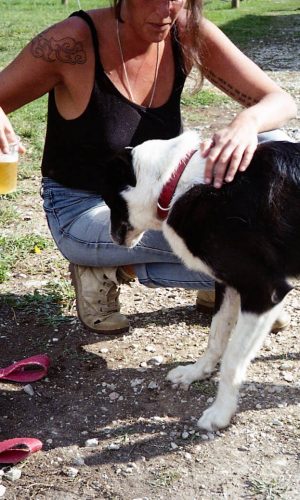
41,10,186,193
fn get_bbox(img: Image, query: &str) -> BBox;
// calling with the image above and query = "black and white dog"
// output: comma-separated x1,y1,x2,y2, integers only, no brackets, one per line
102,131,300,431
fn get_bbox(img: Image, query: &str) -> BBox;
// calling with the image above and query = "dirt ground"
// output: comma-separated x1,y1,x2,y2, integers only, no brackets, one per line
0,40,300,499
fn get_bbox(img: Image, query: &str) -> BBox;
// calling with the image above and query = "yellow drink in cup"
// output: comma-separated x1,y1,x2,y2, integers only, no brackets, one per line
0,143,19,195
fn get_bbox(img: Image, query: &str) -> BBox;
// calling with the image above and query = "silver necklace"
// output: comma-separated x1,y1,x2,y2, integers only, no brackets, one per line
116,20,159,107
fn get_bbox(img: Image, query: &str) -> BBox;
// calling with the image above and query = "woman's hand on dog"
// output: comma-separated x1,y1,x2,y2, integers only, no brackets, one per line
201,114,258,189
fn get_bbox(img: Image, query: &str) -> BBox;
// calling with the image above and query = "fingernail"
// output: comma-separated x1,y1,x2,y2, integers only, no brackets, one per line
205,178,211,184
214,181,221,188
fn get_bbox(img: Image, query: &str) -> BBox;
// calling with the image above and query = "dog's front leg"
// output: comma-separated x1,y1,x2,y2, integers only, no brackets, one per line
166,286,240,389
198,301,284,431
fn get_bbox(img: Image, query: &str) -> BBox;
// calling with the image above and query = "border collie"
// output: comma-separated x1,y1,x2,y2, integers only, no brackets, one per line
102,131,300,431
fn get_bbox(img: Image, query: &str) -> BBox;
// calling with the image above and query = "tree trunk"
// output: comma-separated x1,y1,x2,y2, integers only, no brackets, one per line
232,0,240,7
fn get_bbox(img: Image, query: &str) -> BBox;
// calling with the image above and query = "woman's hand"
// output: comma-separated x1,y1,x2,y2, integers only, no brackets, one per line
201,113,258,189
0,107,25,154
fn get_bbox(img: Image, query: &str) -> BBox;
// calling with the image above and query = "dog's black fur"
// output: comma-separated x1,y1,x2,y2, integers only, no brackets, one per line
105,140,300,316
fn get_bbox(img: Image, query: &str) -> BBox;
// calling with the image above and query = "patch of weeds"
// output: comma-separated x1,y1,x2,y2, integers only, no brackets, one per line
0,206,20,226
192,380,216,396
3,279,75,326
0,234,50,283
247,478,287,499
181,89,230,108
45,279,75,313
148,466,181,489
0,191,20,201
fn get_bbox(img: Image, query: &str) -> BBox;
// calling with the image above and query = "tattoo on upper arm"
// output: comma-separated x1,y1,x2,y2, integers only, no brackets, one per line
205,69,258,107
30,31,87,65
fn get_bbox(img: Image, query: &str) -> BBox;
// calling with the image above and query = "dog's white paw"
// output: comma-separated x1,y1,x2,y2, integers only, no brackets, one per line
166,364,200,388
197,404,233,431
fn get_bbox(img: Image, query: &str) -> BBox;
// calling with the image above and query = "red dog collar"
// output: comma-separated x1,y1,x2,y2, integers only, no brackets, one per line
157,149,197,220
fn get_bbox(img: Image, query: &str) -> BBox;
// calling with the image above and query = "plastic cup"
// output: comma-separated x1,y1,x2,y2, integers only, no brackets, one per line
0,142,19,195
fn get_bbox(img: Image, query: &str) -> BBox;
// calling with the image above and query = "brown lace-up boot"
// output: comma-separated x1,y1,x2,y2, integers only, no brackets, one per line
69,264,134,334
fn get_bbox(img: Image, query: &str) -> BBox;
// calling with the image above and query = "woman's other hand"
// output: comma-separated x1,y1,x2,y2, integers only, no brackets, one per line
0,107,25,154
201,113,258,188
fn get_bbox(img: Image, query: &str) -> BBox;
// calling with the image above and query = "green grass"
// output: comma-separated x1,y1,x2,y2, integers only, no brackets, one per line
181,89,230,108
204,0,300,47
0,1,106,64
3,279,75,326
0,205,20,226
0,234,50,283
247,478,287,499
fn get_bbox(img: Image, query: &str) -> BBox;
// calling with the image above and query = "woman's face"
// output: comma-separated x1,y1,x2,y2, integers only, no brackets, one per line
120,0,186,43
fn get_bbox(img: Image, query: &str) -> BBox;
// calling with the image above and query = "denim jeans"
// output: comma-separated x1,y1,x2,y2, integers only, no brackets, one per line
41,130,292,289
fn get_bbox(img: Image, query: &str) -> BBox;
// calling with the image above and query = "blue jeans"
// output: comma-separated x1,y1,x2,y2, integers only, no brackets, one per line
41,130,292,289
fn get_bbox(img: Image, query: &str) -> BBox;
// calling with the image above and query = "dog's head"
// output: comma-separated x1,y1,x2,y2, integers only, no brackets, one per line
100,149,139,246
104,131,201,247
102,146,161,248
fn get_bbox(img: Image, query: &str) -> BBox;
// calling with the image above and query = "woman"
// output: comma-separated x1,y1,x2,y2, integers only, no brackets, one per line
0,0,296,333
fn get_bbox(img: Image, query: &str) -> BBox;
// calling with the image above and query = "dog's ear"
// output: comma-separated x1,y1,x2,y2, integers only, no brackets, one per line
101,149,136,209
114,149,137,188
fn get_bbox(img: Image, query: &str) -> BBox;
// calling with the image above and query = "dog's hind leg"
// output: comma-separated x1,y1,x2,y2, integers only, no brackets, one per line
197,298,285,431
166,285,240,389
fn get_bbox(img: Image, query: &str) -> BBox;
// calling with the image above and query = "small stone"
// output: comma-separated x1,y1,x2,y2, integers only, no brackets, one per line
84,438,98,447
109,392,120,401
23,384,34,396
73,456,85,466
147,356,164,366
184,452,192,460
181,431,189,439
108,443,120,450
147,381,159,390
100,348,109,353
4,467,22,481
283,372,294,382
145,345,156,353
130,379,144,388
127,462,138,469
66,467,79,478
170,442,178,450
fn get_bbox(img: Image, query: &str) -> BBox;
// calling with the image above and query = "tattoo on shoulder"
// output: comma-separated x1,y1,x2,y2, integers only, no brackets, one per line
30,30,87,65
205,69,258,107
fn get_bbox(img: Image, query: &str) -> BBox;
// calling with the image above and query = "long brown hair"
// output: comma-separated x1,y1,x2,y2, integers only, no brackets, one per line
112,0,204,85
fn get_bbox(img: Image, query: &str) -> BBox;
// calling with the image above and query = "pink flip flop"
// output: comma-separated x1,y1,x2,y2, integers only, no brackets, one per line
0,438,43,464
0,354,51,383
